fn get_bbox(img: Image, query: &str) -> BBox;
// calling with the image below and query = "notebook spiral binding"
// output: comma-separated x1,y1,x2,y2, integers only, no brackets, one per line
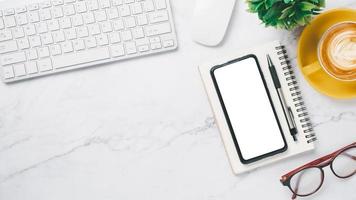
275,45,317,143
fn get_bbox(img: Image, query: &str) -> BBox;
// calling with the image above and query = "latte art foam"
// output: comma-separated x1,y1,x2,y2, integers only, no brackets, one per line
318,22,356,81
328,31,356,70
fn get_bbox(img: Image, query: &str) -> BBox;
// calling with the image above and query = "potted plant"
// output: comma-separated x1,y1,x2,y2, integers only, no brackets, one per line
246,0,325,30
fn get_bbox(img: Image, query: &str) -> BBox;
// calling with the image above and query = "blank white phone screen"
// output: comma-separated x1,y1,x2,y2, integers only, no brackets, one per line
213,57,285,160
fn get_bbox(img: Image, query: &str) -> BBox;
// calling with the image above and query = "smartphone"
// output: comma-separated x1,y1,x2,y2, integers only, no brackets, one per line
210,54,287,164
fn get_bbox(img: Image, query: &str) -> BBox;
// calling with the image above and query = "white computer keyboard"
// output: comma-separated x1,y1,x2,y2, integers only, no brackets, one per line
0,0,177,83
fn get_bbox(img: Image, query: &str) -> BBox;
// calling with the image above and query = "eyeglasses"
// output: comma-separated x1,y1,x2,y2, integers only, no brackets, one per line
280,142,356,199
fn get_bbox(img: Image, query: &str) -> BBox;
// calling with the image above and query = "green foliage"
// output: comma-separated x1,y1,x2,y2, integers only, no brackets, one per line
246,0,325,30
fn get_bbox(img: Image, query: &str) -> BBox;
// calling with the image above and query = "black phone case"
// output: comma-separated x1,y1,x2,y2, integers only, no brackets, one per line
210,54,288,164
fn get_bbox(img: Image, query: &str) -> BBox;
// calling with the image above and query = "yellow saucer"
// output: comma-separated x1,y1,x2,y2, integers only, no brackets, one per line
298,8,356,99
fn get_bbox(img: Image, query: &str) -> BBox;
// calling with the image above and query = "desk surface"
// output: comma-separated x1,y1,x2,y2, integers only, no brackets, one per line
0,0,355,199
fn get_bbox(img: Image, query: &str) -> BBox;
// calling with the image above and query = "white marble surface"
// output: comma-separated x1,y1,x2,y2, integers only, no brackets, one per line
0,0,355,200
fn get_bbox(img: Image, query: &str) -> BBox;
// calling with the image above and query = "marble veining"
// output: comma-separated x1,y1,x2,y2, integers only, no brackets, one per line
0,0,355,200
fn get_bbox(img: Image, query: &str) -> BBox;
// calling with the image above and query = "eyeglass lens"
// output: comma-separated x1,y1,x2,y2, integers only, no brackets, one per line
331,147,356,178
289,167,323,196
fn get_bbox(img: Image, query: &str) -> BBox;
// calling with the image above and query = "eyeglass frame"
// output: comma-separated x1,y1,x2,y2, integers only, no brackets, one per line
280,142,356,199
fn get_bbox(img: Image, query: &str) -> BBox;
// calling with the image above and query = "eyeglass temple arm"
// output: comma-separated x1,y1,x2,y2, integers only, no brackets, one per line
281,142,356,182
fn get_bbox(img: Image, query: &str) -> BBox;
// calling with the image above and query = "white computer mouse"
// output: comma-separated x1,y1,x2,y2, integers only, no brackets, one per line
192,0,237,46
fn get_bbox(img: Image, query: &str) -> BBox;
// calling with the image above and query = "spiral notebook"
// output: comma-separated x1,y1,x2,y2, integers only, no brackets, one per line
199,40,317,174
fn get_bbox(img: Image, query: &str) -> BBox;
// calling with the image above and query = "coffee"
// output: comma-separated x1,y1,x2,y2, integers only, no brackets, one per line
318,22,356,81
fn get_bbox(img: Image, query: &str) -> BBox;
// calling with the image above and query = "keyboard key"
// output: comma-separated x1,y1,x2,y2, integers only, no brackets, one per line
124,0,134,4
148,10,168,23
41,33,54,44
38,46,50,58
99,0,111,9
26,61,38,74
135,37,149,46
112,19,124,30
59,17,72,28
149,37,160,43
77,26,89,37
50,44,62,55
155,0,166,10
0,18,4,29
83,12,95,24
18,38,30,49
121,30,132,41
48,19,60,31
53,47,110,68
3,65,14,79
124,16,135,28
13,63,26,76
52,0,64,6
52,7,64,18
73,39,85,50
94,10,107,22
28,12,40,23
36,22,48,33
107,8,119,19
12,27,25,38
72,15,84,26
125,42,136,54
118,5,130,17
0,30,12,42
138,45,149,52
109,32,120,43
88,24,100,35
40,1,52,9
143,0,154,12
151,42,161,50
144,23,171,36
27,49,38,60
101,21,112,33
112,0,123,6
61,41,73,53
131,3,142,14
4,9,15,16
0,40,17,54
87,0,99,11
28,4,39,11
75,1,87,13
15,7,27,14
64,28,77,39
96,34,109,46
52,31,65,42
63,4,75,16
24,24,36,35
4,16,16,27
64,0,76,4
16,14,28,25
85,37,97,48
137,14,148,26
132,27,144,39
38,58,53,71
110,44,124,57
29,35,42,47
39,9,52,20
0,52,26,65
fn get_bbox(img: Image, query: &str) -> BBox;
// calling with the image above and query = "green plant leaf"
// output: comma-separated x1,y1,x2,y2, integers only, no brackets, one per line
246,0,325,30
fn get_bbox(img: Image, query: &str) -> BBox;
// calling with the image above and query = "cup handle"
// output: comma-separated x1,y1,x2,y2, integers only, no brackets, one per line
302,61,322,76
